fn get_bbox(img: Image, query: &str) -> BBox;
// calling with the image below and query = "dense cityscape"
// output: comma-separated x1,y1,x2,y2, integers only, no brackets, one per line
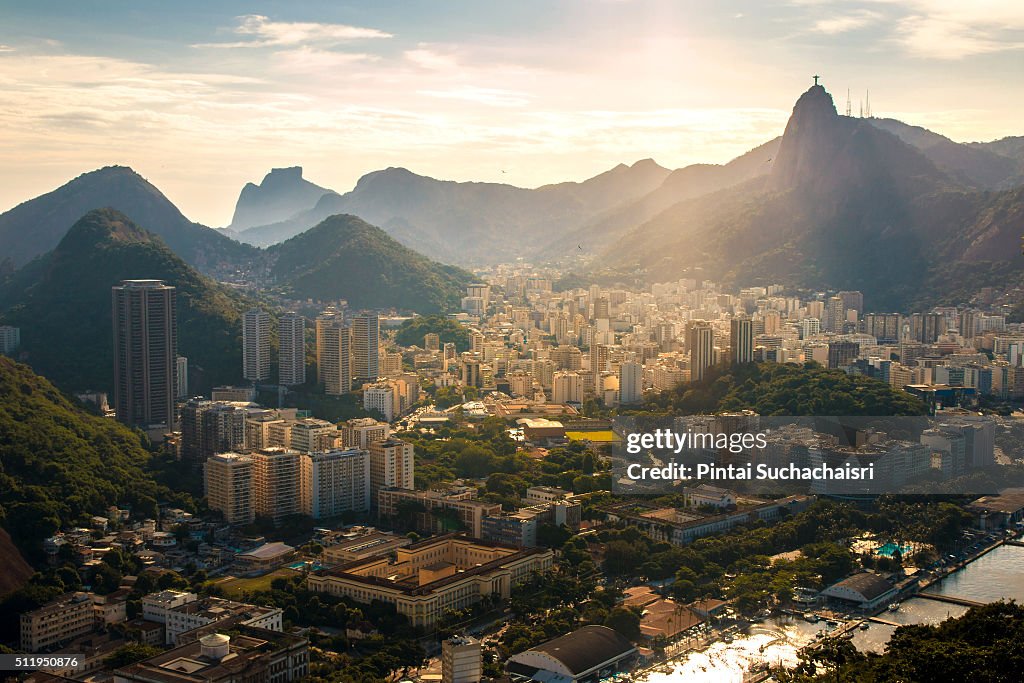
4,3,1024,683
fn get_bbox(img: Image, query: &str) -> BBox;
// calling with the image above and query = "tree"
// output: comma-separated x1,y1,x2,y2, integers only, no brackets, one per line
604,606,641,641
104,643,162,668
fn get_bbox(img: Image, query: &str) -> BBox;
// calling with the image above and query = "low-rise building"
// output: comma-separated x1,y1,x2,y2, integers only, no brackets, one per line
307,535,553,628
20,592,96,652
819,572,898,610
235,542,295,575
113,625,307,683
145,593,283,645
505,625,638,683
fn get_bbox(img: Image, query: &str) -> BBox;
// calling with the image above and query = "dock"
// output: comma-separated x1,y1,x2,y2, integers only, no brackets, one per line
867,616,902,627
914,593,984,608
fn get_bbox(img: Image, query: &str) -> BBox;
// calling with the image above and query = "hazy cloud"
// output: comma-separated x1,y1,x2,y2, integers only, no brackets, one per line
195,14,392,48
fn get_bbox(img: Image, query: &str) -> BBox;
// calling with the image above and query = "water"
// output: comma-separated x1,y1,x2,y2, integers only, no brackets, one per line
638,617,827,683
638,544,1024,681
924,544,1024,603
849,622,896,653
876,542,911,558
886,597,968,625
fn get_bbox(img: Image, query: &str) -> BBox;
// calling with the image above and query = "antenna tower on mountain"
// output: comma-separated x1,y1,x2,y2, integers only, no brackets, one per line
845,89,852,117
865,90,871,118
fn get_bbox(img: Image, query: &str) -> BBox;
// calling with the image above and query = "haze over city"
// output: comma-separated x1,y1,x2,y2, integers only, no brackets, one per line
3,0,1024,225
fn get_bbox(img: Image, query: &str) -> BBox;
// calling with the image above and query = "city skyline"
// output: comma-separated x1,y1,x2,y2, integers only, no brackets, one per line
2,0,1023,225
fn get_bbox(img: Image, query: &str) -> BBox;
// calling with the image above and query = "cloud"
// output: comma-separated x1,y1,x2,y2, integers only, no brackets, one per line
418,86,533,107
195,14,392,49
812,10,883,34
795,0,1024,58
894,10,1024,59
0,45,15,53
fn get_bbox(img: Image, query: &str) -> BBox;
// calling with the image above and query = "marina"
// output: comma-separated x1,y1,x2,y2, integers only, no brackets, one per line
636,538,1024,682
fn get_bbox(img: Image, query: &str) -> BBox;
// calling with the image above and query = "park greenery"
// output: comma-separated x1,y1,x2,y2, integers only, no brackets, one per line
395,314,472,351
640,361,927,417
778,602,1024,682
0,358,195,562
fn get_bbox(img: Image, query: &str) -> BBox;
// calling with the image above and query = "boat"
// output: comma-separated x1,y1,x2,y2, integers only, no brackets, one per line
888,602,901,612
860,621,870,630
722,635,734,644
803,613,819,623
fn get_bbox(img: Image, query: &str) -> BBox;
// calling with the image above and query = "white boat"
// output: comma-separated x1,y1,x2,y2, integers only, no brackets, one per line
888,602,901,611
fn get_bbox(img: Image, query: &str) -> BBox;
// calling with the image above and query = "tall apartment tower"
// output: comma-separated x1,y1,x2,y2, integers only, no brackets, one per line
278,312,306,386
204,452,254,525
252,447,301,524
730,317,755,365
242,308,272,382
112,280,177,428
687,320,715,383
351,314,380,386
299,448,371,518
368,438,415,507
824,296,846,333
316,309,351,395
618,361,643,404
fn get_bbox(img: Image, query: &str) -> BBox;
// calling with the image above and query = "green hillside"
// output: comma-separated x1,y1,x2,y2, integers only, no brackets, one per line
0,357,193,562
0,208,255,394
269,213,475,312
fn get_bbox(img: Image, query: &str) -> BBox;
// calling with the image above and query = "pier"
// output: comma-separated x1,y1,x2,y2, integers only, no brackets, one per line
868,616,902,627
915,593,984,608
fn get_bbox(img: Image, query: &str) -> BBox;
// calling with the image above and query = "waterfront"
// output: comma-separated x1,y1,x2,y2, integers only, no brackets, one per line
638,542,1024,682
925,544,1024,603
639,617,827,683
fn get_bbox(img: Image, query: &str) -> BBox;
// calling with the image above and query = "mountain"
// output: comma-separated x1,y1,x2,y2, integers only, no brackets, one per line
228,166,333,231
868,118,1023,189
600,84,1024,310
0,356,191,564
236,160,672,264
268,214,476,312
543,138,780,255
0,166,255,272
0,208,253,393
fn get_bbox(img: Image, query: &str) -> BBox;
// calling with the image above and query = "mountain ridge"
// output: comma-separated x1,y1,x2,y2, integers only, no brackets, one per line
0,166,256,272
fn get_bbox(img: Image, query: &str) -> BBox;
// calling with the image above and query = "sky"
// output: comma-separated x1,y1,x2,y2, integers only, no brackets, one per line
2,0,1023,226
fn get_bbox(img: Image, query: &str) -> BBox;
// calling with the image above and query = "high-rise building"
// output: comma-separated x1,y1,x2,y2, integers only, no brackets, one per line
364,383,398,422
730,317,755,364
351,314,380,386
590,343,609,393
290,418,340,453
278,312,306,386
112,280,177,429
252,447,301,523
299,448,371,518
341,418,391,449
618,362,643,404
180,400,248,469
379,347,403,377
824,296,846,333
687,320,715,382
838,291,864,317
864,313,901,344
442,635,482,683
204,452,254,525
552,371,583,404
368,438,415,507
242,308,271,382
0,325,20,356
316,309,351,395
827,341,860,369
176,356,189,399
